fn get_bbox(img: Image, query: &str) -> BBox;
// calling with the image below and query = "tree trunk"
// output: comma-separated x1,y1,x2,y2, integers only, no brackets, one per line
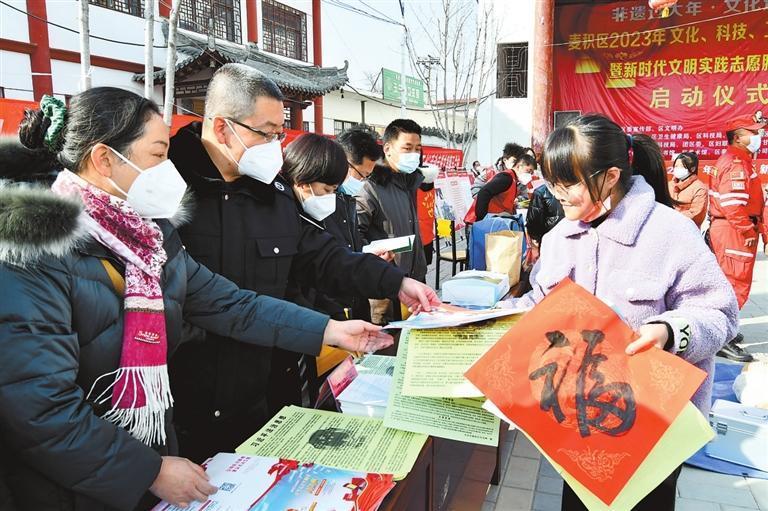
163,0,181,125
78,0,91,90
144,0,154,99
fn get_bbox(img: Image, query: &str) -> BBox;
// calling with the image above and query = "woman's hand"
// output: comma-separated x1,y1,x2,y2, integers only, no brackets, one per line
149,456,217,508
323,319,394,352
625,323,669,355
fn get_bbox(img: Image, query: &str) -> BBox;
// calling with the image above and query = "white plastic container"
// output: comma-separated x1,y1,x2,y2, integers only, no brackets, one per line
706,399,768,472
441,270,510,307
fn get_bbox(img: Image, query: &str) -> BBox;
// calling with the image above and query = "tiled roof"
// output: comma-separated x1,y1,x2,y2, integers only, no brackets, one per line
134,31,348,97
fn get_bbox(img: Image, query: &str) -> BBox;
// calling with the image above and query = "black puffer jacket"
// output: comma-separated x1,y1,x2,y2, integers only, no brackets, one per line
167,124,404,462
0,146,330,511
525,184,565,244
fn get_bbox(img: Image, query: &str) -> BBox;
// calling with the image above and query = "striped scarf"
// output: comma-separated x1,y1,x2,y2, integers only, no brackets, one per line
52,170,172,446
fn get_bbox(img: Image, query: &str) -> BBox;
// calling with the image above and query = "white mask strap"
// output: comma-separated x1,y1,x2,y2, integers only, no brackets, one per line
105,146,141,198
224,119,249,152
107,146,143,174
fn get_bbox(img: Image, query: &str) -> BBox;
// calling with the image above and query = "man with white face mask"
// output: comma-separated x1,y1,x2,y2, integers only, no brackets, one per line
356,119,428,279
355,119,428,324
168,65,440,462
707,114,767,362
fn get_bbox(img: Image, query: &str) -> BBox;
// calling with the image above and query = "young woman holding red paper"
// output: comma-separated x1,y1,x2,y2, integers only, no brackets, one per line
500,114,739,511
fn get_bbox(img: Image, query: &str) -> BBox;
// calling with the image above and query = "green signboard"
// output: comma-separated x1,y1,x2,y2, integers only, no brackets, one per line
381,68,425,108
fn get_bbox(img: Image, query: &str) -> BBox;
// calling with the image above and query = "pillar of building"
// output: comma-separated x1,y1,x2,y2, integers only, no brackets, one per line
246,0,258,43
289,102,304,130
531,0,554,154
27,0,53,99
312,0,323,133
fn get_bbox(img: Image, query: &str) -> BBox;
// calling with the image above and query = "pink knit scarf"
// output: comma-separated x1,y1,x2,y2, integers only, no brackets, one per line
52,170,172,446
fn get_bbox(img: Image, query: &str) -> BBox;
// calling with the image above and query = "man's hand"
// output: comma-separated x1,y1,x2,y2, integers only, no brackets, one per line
323,319,394,352
397,277,442,314
374,249,395,263
626,323,669,355
149,457,217,508
745,237,757,248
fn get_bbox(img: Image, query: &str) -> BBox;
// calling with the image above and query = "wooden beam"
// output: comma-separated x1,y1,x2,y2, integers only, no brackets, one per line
0,38,37,54
50,48,148,74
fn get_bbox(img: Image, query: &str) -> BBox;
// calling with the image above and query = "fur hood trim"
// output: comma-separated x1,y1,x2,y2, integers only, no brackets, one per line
0,180,87,266
0,180,194,266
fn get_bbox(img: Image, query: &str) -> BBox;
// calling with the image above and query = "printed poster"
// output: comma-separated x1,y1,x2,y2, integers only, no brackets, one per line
237,406,427,480
435,175,473,230
465,279,706,504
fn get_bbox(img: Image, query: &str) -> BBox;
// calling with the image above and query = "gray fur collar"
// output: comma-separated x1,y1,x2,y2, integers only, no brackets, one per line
0,180,193,266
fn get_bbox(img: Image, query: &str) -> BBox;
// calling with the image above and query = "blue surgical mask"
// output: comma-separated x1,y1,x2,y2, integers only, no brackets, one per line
340,176,365,196
395,152,421,174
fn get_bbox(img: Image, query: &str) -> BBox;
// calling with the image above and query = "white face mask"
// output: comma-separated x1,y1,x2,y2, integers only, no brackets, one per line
672,166,691,180
108,148,186,219
394,152,421,174
225,120,284,184
302,187,336,221
747,134,762,153
581,194,612,223
340,176,365,196
518,172,533,186
420,164,440,184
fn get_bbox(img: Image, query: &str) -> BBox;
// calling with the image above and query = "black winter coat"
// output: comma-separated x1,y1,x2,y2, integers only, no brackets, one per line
525,184,565,244
0,170,329,511
167,124,404,461
355,165,427,282
306,192,371,321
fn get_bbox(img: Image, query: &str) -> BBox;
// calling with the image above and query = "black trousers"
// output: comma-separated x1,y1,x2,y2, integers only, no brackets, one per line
561,465,682,511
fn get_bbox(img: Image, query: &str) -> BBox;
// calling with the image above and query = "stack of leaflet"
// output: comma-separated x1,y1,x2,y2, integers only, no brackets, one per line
362,235,415,254
337,373,392,419
237,406,428,481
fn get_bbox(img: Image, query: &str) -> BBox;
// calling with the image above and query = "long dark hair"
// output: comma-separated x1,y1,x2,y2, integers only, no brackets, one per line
282,133,348,186
541,114,673,207
19,87,161,173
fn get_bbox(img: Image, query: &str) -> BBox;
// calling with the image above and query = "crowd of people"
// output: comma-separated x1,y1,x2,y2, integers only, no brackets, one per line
0,62,765,511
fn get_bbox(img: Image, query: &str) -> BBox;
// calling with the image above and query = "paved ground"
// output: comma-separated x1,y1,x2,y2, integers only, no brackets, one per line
426,235,768,511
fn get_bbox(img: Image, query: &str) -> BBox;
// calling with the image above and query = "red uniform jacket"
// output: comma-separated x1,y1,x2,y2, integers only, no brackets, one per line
708,145,765,236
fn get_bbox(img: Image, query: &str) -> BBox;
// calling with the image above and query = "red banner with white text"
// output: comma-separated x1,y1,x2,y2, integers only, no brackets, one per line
553,0,768,180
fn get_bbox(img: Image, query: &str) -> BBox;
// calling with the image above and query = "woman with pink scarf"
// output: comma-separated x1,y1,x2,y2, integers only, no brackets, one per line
0,88,401,511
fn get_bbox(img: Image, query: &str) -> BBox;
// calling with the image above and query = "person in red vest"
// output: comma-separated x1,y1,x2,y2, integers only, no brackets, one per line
708,114,766,362
417,163,439,266
471,153,537,222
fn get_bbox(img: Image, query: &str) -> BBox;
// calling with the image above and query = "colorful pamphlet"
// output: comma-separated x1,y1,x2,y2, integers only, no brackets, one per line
151,453,395,511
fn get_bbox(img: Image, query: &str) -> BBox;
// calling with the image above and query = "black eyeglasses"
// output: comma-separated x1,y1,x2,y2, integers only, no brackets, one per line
544,168,606,198
227,118,287,143
349,163,370,181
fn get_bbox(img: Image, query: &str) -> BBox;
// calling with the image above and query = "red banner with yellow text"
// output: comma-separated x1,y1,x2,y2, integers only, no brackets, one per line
553,0,768,180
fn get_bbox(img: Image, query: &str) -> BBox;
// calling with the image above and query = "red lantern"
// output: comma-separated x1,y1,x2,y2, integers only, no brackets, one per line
648,0,678,18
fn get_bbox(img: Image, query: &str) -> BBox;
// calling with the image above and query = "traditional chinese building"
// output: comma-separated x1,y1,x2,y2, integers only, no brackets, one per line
0,0,345,133
133,30,348,131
